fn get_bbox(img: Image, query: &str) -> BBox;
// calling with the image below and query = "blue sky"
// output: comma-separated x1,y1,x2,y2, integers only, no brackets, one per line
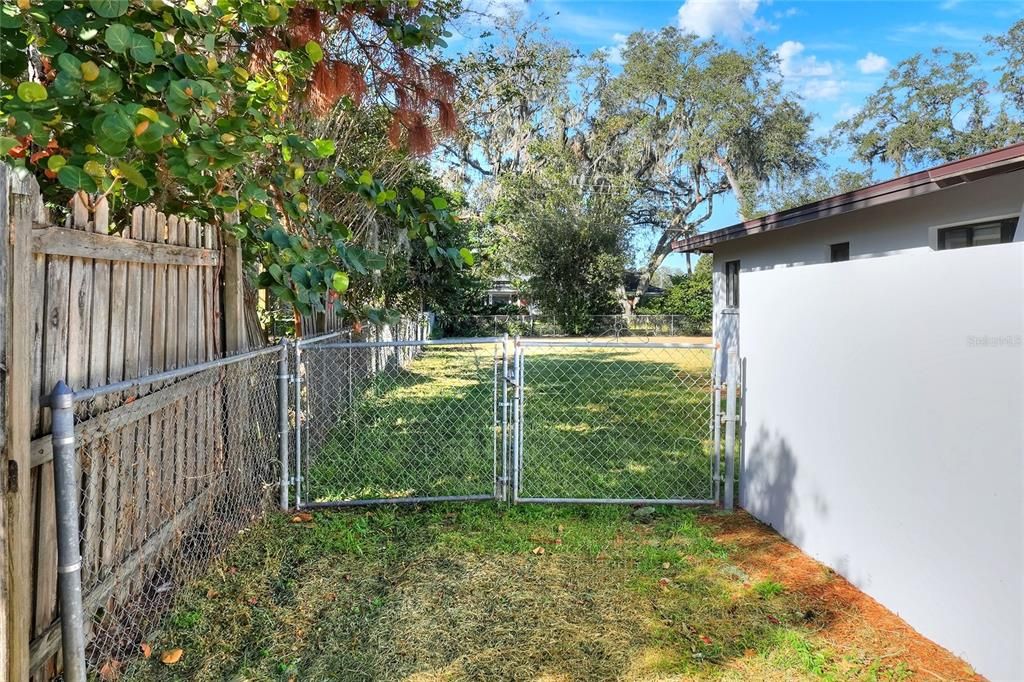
451,0,1022,266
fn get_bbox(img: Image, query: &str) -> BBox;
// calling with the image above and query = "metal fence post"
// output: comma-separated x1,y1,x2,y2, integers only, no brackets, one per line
50,381,87,682
724,344,738,512
277,339,290,511
712,346,722,503
501,334,510,501
293,343,303,509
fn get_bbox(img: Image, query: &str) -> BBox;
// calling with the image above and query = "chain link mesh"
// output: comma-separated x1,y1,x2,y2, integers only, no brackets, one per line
444,314,711,338
515,342,715,502
70,352,279,676
298,339,501,504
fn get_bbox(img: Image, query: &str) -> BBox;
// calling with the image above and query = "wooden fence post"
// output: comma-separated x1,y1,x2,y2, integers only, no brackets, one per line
221,213,246,352
5,168,36,681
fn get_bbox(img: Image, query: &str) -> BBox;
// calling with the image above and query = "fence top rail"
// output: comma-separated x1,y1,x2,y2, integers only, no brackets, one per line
311,336,503,350
65,343,282,404
518,340,716,350
295,330,350,348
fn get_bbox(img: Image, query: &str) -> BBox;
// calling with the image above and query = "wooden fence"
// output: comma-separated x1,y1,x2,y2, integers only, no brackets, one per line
1,165,255,681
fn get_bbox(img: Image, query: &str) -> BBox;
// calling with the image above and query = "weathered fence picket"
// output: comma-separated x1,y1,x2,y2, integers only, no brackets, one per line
0,167,260,680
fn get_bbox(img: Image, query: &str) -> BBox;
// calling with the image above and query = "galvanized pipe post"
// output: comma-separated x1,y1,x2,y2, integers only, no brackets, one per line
277,339,290,511
492,342,499,500
293,343,304,509
501,334,510,501
50,381,87,682
723,344,738,511
712,345,722,503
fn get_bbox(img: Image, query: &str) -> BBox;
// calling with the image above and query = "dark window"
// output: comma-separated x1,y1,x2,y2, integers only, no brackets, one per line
725,260,740,308
830,242,850,262
938,218,1017,250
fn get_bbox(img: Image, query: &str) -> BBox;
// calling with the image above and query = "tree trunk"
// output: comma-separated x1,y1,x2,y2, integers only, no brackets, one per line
714,154,749,221
629,231,673,312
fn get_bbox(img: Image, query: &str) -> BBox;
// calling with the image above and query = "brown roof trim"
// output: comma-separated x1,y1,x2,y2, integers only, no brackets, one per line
671,142,1024,253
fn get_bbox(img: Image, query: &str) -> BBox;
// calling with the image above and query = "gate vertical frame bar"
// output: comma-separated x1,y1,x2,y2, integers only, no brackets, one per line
724,343,738,512
516,340,525,496
277,339,290,510
492,342,499,500
712,345,721,503
501,334,509,501
294,343,304,509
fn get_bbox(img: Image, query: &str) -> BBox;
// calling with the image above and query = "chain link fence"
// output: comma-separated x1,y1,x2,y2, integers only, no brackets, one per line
511,340,717,504
444,314,710,339
49,348,281,680
296,335,502,506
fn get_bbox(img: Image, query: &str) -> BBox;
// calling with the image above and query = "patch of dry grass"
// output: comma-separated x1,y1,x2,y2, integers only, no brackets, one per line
118,505,946,682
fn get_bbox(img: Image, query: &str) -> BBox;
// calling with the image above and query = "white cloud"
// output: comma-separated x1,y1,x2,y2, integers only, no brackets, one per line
856,52,889,74
835,103,861,121
466,0,528,21
776,40,834,78
774,41,843,101
600,33,629,66
774,7,800,19
677,0,770,40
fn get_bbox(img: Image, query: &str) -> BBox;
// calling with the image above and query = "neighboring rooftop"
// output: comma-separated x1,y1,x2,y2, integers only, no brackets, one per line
671,142,1024,253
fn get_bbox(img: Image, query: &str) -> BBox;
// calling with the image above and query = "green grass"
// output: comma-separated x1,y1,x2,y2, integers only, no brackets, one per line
304,342,717,504
118,504,917,681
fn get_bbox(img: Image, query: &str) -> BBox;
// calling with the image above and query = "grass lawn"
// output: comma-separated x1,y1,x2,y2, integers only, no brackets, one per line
302,340,717,504
118,503,960,681
114,339,976,680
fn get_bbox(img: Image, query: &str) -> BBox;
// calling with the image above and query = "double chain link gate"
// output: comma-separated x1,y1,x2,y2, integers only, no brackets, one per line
288,331,737,507
289,335,734,508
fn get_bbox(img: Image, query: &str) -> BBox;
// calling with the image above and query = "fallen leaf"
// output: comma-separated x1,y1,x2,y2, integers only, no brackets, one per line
554,538,563,545
700,635,713,645
206,588,218,599
596,552,609,560
531,546,545,555
98,659,121,680
291,512,313,523
248,597,258,605
744,649,756,657
658,577,671,590
160,648,184,665
662,562,671,569
140,642,152,658
767,615,780,625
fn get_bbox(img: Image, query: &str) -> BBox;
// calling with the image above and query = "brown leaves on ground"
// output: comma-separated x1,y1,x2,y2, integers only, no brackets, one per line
291,512,314,523
139,642,152,659
98,659,121,680
160,648,184,665
531,546,545,555
700,510,982,681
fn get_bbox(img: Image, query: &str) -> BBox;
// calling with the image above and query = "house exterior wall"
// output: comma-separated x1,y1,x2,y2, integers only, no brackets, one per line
706,171,1024,680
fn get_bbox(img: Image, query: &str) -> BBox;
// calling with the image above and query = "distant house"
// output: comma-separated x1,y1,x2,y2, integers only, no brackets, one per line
673,142,1024,681
484,276,524,307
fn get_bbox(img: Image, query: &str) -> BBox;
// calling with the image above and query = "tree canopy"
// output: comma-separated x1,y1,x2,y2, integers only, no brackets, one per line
1,0,469,324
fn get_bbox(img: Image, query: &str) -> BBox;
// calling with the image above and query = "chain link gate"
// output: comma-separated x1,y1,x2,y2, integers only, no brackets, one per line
291,336,727,508
507,340,719,505
293,336,507,507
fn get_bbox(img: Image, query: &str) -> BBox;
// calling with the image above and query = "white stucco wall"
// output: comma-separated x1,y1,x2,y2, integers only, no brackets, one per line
706,171,1024,680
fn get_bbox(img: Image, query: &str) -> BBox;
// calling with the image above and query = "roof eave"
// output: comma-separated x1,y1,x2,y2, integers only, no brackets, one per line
671,142,1024,253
